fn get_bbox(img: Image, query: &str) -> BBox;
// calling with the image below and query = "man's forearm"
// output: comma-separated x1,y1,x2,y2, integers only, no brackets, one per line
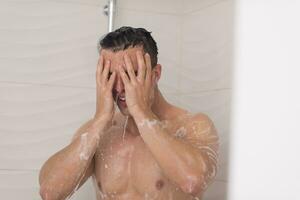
133,111,205,195
39,118,107,200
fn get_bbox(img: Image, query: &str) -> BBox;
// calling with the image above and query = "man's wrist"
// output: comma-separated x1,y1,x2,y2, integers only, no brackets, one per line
132,108,155,124
89,116,111,136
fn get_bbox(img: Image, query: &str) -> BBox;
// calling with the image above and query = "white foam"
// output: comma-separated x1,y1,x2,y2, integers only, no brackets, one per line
78,133,89,161
138,119,161,128
174,127,187,138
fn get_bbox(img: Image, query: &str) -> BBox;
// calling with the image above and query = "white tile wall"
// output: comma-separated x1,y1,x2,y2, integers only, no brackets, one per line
183,0,227,14
203,180,228,200
0,170,96,200
50,0,102,6
180,0,234,93
0,0,105,199
0,1,106,87
179,0,234,199
0,170,40,200
0,0,233,199
117,0,182,14
0,83,95,170
180,89,231,182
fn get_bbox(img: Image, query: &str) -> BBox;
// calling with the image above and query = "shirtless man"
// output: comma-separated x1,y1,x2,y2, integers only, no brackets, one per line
39,26,219,200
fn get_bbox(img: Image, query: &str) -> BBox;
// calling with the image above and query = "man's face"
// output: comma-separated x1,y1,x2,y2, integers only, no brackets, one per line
100,46,146,116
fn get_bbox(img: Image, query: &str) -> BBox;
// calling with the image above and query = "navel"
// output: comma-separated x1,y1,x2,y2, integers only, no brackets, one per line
155,179,164,190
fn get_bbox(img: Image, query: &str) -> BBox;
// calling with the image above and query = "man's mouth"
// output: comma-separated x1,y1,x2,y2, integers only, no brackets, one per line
113,91,127,107
119,96,126,102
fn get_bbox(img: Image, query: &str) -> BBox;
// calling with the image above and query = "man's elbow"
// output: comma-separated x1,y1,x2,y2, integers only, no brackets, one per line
180,174,204,196
39,184,62,200
40,186,53,200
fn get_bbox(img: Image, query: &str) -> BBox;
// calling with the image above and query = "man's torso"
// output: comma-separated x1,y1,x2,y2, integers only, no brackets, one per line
91,109,202,200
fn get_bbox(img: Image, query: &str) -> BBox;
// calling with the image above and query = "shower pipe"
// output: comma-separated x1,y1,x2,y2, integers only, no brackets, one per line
103,0,117,32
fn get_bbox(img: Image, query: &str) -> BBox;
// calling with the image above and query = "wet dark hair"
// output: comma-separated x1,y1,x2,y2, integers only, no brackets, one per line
98,26,158,67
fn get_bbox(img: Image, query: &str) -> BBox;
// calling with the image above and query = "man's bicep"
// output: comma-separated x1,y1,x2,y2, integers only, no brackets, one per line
76,156,95,190
185,113,219,149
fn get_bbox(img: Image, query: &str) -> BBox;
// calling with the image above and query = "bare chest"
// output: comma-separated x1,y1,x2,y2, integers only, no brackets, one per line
94,130,169,197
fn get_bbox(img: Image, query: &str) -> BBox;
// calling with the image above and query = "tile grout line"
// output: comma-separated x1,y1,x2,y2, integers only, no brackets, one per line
48,0,183,16
180,88,231,95
117,7,181,16
0,81,95,90
0,168,39,172
181,0,230,15
49,0,102,7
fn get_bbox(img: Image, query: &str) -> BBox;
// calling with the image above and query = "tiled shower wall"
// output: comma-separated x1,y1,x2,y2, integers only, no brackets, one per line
0,0,233,199
0,0,107,199
180,1,233,199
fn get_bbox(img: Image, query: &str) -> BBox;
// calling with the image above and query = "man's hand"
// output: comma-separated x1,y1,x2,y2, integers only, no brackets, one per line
94,55,116,125
119,51,156,116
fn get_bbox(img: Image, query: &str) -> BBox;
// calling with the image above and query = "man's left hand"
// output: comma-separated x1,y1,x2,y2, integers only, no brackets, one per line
119,50,156,117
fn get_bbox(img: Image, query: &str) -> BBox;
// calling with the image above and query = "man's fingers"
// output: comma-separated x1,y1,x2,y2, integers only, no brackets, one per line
119,65,130,85
101,60,111,84
136,51,146,82
124,54,137,83
108,71,116,89
96,55,104,85
145,53,152,84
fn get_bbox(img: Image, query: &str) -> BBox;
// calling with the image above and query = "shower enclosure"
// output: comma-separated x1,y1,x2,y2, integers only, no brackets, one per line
0,0,232,199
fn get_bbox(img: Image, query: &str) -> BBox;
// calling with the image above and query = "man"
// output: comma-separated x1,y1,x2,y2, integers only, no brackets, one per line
39,26,219,200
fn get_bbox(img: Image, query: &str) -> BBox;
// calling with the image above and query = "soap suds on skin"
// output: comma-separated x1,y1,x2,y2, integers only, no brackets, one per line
138,119,160,127
138,119,170,129
78,133,89,161
174,127,187,138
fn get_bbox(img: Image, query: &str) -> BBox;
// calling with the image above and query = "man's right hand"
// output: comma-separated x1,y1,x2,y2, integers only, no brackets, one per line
94,55,116,127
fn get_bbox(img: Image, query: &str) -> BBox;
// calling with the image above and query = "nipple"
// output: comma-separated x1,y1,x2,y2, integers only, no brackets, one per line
155,179,164,190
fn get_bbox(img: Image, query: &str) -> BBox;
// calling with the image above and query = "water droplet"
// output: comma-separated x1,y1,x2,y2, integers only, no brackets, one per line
122,116,129,141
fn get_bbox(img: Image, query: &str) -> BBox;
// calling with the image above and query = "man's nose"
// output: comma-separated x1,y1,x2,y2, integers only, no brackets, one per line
113,75,124,93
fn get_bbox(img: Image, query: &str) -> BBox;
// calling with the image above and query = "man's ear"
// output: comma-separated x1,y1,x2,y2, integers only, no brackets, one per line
152,64,162,82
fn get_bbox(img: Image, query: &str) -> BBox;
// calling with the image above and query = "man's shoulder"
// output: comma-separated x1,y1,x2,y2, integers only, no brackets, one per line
168,105,215,133
168,104,210,122
189,112,212,123
184,112,218,139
